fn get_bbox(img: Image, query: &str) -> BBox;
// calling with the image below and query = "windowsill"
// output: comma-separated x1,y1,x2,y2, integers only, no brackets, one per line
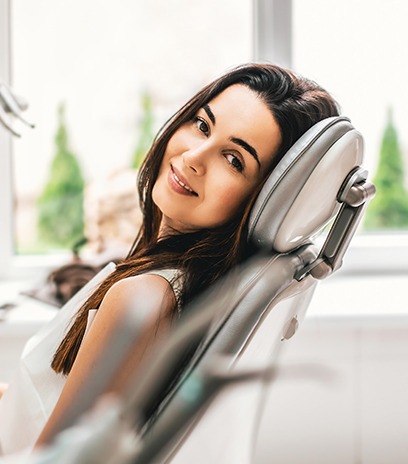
3,251,72,281
333,232,408,275
308,272,407,318
2,232,407,278
307,232,408,318
0,233,406,326
0,272,405,336
0,280,57,335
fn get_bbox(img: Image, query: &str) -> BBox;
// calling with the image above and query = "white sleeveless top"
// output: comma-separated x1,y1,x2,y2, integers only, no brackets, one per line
0,264,182,458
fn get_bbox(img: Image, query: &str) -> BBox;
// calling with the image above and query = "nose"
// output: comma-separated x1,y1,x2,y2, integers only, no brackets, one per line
182,142,209,176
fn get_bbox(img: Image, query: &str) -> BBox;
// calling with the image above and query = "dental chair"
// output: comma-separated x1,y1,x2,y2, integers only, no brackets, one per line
29,116,375,464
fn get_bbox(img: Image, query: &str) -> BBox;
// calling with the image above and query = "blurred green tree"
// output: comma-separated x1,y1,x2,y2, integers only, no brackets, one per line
131,90,155,169
364,108,408,230
37,103,85,248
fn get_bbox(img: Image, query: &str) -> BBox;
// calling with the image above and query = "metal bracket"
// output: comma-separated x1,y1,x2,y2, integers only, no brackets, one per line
295,167,376,281
0,82,35,137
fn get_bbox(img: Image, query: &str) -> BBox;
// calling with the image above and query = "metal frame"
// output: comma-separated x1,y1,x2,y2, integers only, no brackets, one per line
253,0,292,68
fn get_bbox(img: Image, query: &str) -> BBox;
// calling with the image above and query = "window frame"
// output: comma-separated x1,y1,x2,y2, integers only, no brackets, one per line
0,0,407,281
0,0,14,279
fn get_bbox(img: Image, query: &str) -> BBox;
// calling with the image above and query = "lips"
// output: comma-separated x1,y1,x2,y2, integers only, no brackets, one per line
168,165,198,196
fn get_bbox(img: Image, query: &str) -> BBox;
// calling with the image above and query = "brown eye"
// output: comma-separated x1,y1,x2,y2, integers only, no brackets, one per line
225,154,244,172
194,117,209,136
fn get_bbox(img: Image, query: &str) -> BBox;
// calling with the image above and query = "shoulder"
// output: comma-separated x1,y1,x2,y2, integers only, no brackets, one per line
109,273,174,296
100,273,176,320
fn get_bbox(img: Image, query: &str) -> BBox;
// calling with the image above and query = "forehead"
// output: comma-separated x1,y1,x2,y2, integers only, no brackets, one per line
207,84,282,172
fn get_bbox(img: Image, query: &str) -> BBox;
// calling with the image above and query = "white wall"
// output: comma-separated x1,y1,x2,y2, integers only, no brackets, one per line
255,314,408,463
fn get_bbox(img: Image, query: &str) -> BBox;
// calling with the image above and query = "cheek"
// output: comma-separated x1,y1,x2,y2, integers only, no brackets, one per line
157,132,185,176
164,137,177,158
210,184,250,219
165,127,194,156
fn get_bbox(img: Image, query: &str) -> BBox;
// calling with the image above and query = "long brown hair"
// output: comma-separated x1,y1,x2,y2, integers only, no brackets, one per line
52,63,339,375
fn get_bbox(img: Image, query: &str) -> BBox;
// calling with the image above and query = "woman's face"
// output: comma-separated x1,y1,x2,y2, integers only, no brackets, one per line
152,84,282,234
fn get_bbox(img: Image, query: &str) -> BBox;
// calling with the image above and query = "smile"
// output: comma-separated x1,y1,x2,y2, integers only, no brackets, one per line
168,166,198,196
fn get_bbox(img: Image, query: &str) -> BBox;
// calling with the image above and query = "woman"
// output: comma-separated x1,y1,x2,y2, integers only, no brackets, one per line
0,63,339,456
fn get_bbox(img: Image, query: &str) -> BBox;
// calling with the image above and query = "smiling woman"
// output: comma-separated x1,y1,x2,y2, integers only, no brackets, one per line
152,84,281,233
0,63,339,457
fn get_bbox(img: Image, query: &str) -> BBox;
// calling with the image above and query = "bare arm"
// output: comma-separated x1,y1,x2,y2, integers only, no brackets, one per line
35,273,176,448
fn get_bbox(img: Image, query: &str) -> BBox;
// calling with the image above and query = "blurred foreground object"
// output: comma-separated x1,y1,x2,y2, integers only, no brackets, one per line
0,81,34,137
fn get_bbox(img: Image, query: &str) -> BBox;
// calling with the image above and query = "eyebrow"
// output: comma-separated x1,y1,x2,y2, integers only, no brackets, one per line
231,137,261,169
203,105,216,125
203,104,261,169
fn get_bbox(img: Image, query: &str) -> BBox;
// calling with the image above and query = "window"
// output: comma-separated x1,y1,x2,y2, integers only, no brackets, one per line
1,0,253,277
255,0,408,274
1,0,407,280
292,0,408,271
293,0,408,233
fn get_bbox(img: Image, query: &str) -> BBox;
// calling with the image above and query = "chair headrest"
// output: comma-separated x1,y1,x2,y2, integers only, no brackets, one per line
248,116,364,252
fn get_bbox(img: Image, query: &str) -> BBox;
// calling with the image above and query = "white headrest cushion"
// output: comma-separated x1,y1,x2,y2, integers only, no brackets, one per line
248,116,364,252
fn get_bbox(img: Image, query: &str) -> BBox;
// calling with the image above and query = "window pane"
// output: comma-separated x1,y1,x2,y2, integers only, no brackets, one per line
293,0,408,233
11,0,252,255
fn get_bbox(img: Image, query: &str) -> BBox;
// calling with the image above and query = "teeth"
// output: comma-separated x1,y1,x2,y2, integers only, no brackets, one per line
173,171,194,193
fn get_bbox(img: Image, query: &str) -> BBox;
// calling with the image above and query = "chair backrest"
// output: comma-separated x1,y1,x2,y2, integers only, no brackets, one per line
125,116,375,464
30,117,375,464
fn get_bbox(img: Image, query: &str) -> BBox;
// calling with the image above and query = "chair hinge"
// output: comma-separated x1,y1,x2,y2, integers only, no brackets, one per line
295,167,376,281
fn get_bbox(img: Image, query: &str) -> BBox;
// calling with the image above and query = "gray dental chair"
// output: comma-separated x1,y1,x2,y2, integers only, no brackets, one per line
30,116,375,464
